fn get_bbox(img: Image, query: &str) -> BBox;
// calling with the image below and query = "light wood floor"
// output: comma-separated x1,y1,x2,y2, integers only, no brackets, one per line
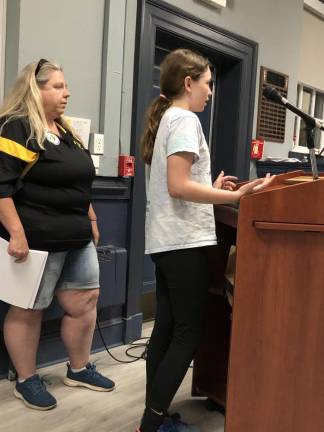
0,322,224,432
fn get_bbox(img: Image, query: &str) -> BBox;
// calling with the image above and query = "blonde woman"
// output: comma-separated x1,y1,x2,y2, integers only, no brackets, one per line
0,59,114,410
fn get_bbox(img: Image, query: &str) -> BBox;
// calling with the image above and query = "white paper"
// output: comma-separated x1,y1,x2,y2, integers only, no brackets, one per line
0,237,48,309
264,157,302,163
64,116,91,149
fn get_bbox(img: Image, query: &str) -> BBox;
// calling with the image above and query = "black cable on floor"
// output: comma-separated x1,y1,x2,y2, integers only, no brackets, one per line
96,317,149,364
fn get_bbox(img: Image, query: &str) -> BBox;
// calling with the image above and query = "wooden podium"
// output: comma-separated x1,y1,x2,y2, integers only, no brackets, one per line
192,171,324,432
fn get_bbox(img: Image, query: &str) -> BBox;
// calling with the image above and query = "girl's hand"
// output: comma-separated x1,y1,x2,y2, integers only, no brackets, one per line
239,173,276,196
91,220,100,246
8,231,29,263
213,171,238,191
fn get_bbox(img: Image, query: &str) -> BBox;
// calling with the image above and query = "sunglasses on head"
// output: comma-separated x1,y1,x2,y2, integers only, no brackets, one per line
35,58,48,76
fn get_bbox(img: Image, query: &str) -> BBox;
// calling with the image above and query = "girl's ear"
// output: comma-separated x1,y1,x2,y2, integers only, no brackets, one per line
184,76,192,93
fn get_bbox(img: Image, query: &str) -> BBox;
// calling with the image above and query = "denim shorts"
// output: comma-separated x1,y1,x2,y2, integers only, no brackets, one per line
33,241,100,310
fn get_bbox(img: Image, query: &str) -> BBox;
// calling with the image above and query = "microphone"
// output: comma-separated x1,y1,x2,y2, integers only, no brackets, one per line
263,86,324,132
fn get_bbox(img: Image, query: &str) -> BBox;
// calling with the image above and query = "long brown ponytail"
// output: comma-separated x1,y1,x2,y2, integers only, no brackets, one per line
140,96,172,164
140,49,210,165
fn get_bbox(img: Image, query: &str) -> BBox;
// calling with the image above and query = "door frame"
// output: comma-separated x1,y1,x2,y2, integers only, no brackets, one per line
0,0,6,104
124,0,258,340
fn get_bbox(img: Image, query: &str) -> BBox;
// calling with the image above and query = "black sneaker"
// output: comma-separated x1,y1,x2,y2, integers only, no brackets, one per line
14,374,57,410
64,362,115,392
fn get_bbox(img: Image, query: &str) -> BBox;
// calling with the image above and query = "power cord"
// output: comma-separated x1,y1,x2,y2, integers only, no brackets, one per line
96,317,149,364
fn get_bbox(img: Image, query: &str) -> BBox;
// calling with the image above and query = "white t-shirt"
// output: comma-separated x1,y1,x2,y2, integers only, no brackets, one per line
145,106,217,254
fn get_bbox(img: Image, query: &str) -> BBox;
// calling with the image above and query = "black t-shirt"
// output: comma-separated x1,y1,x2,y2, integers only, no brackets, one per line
0,117,95,251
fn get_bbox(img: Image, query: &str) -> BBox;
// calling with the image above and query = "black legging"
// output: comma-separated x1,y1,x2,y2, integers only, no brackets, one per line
145,247,209,413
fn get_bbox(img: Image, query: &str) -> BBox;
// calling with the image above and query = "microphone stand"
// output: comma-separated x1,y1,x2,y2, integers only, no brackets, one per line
306,125,319,180
262,86,323,179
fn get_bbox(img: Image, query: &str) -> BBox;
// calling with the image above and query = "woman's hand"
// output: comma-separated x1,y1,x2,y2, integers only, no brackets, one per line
8,231,29,263
88,204,100,246
239,173,276,196
213,171,238,191
91,220,100,247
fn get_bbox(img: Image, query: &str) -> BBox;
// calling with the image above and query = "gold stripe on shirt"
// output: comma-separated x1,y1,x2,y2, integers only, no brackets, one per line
55,121,83,148
0,137,38,162
55,122,67,133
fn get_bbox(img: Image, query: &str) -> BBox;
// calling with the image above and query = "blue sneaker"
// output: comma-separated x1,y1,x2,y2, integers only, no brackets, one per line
158,415,199,432
14,374,57,410
64,362,115,392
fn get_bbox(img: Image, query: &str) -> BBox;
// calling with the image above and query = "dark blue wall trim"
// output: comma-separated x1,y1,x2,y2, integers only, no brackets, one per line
256,159,324,176
0,335,9,379
36,318,126,369
92,176,131,200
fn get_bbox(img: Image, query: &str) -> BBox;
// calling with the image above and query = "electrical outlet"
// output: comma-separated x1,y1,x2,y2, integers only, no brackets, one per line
91,133,104,154
91,154,100,170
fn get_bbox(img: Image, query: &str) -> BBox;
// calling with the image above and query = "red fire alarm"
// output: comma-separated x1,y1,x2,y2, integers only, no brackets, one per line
118,155,135,177
251,139,264,160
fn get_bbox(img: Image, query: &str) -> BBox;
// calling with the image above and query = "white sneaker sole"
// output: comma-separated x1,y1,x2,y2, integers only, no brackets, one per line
63,377,115,392
14,388,57,411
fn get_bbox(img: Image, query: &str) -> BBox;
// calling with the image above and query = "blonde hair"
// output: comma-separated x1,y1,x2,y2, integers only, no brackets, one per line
141,49,210,165
0,60,83,148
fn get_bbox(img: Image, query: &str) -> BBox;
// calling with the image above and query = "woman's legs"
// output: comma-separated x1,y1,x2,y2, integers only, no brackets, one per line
4,288,99,377
56,288,99,368
3,306,43,379
3,251,63,379
53,241,102,368
5,249,66,380
5,305,57,411
141,248,209,431
57,288,114,392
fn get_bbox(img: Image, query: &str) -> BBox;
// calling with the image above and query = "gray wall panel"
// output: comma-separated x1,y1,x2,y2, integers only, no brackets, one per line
19,0,105,131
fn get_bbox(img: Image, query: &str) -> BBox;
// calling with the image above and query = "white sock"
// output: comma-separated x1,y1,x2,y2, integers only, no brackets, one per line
71,366,87,373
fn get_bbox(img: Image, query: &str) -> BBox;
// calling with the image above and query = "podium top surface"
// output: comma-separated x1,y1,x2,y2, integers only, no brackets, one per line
215,171,324,227
284,175,321,184
241,170,324,194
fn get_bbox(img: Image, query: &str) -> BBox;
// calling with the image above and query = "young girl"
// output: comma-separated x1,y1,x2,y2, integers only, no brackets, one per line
138,49,273,432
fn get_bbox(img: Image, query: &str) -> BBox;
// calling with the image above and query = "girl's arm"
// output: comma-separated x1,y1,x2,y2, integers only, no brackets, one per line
167,152,274,204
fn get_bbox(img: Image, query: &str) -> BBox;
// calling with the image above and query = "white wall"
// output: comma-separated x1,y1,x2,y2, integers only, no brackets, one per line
163,0,304,158
298,8,324,90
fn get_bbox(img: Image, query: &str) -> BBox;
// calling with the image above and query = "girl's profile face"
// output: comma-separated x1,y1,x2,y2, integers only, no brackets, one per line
187,67,212,112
